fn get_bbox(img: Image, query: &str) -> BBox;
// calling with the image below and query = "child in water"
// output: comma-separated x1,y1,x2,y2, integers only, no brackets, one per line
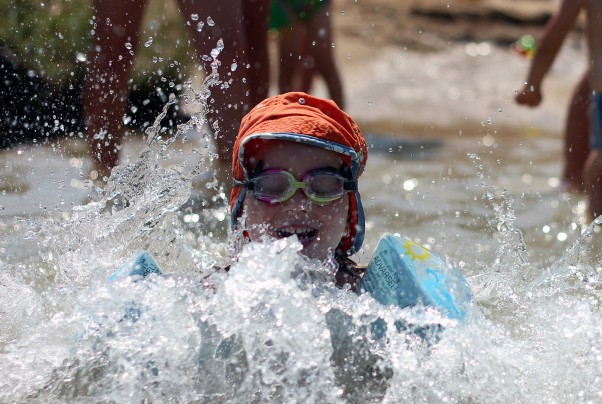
114,92,466,399
229,91,367,289
120,91,471,321
227,91,397,398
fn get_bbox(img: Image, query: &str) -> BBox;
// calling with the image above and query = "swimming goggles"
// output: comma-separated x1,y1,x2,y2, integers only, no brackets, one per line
245,167,357,205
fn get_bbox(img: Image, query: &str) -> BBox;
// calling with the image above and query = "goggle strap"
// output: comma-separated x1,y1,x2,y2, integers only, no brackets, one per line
349,191,365,256
231,187,247,229
343,180,357,192
232,178,255,191
233,160,265,191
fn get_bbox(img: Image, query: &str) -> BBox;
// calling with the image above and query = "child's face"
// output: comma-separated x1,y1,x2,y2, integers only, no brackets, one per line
243,141,350,261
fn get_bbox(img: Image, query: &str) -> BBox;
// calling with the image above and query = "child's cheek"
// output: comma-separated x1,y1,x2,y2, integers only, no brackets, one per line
243,196,273,235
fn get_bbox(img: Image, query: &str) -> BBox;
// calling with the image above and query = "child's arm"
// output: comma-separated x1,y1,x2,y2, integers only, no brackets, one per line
516,0,583,107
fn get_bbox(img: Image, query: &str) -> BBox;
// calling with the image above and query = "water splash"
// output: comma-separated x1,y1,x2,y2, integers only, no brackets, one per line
0,235,487,402
2,156,602,403
532,215,602,292
1,73,602,404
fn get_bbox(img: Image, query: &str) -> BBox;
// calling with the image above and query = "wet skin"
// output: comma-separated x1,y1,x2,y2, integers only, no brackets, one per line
243,141,350,261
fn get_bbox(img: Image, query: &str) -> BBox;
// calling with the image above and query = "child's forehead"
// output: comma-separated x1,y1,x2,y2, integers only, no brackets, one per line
247,139,344,168
255,139,311,155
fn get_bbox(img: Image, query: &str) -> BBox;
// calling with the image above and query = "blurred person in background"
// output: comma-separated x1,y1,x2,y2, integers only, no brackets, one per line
84,0,270,188
516,0,602,219
271,0,344,108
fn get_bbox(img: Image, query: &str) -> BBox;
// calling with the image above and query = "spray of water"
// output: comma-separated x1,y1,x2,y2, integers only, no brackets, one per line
2,138,602,402
1,60,602,404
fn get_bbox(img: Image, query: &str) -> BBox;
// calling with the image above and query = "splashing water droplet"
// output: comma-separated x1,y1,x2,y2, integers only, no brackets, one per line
197,21,204,32
144,37,153,48
76,53,87,63
231,63,237,71
298,97,306,105
207,16,215,26
190,13,199,21
403,178,418,191
125,42,133,50
210,39,224,59
482,134,495,147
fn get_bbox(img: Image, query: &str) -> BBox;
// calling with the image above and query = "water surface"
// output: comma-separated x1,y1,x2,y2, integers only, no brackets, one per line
1,115,600,402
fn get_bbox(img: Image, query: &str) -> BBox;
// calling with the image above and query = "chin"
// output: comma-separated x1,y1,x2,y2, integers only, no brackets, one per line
300,245,333,261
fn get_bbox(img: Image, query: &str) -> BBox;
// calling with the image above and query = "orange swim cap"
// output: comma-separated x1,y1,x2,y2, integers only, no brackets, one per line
230,92,368,256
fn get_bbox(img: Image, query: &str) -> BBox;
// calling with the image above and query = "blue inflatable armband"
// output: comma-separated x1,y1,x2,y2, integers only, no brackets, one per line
109,250,163,282
361,234,473,320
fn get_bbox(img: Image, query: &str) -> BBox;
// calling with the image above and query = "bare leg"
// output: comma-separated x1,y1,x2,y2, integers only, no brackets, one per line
278,21,309,94
83,0,147,180
243,0,270,107
296,20,316,95
563,72,591,192
301,5,344,108
177,0,250,165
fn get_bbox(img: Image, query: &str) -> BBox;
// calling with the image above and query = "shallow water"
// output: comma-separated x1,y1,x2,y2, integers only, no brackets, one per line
1,52,602,402
1,114,600,402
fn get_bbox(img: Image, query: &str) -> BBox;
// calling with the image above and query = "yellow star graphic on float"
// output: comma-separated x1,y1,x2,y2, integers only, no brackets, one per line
403,239,430,262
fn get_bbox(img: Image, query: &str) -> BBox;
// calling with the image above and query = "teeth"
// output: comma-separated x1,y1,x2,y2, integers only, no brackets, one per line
279,227,314,235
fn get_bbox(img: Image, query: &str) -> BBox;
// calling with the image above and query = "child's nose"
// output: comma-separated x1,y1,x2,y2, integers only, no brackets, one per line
287,189,312,211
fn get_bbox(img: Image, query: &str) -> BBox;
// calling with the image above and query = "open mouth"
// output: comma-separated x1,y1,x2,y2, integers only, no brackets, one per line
275,226,318,246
